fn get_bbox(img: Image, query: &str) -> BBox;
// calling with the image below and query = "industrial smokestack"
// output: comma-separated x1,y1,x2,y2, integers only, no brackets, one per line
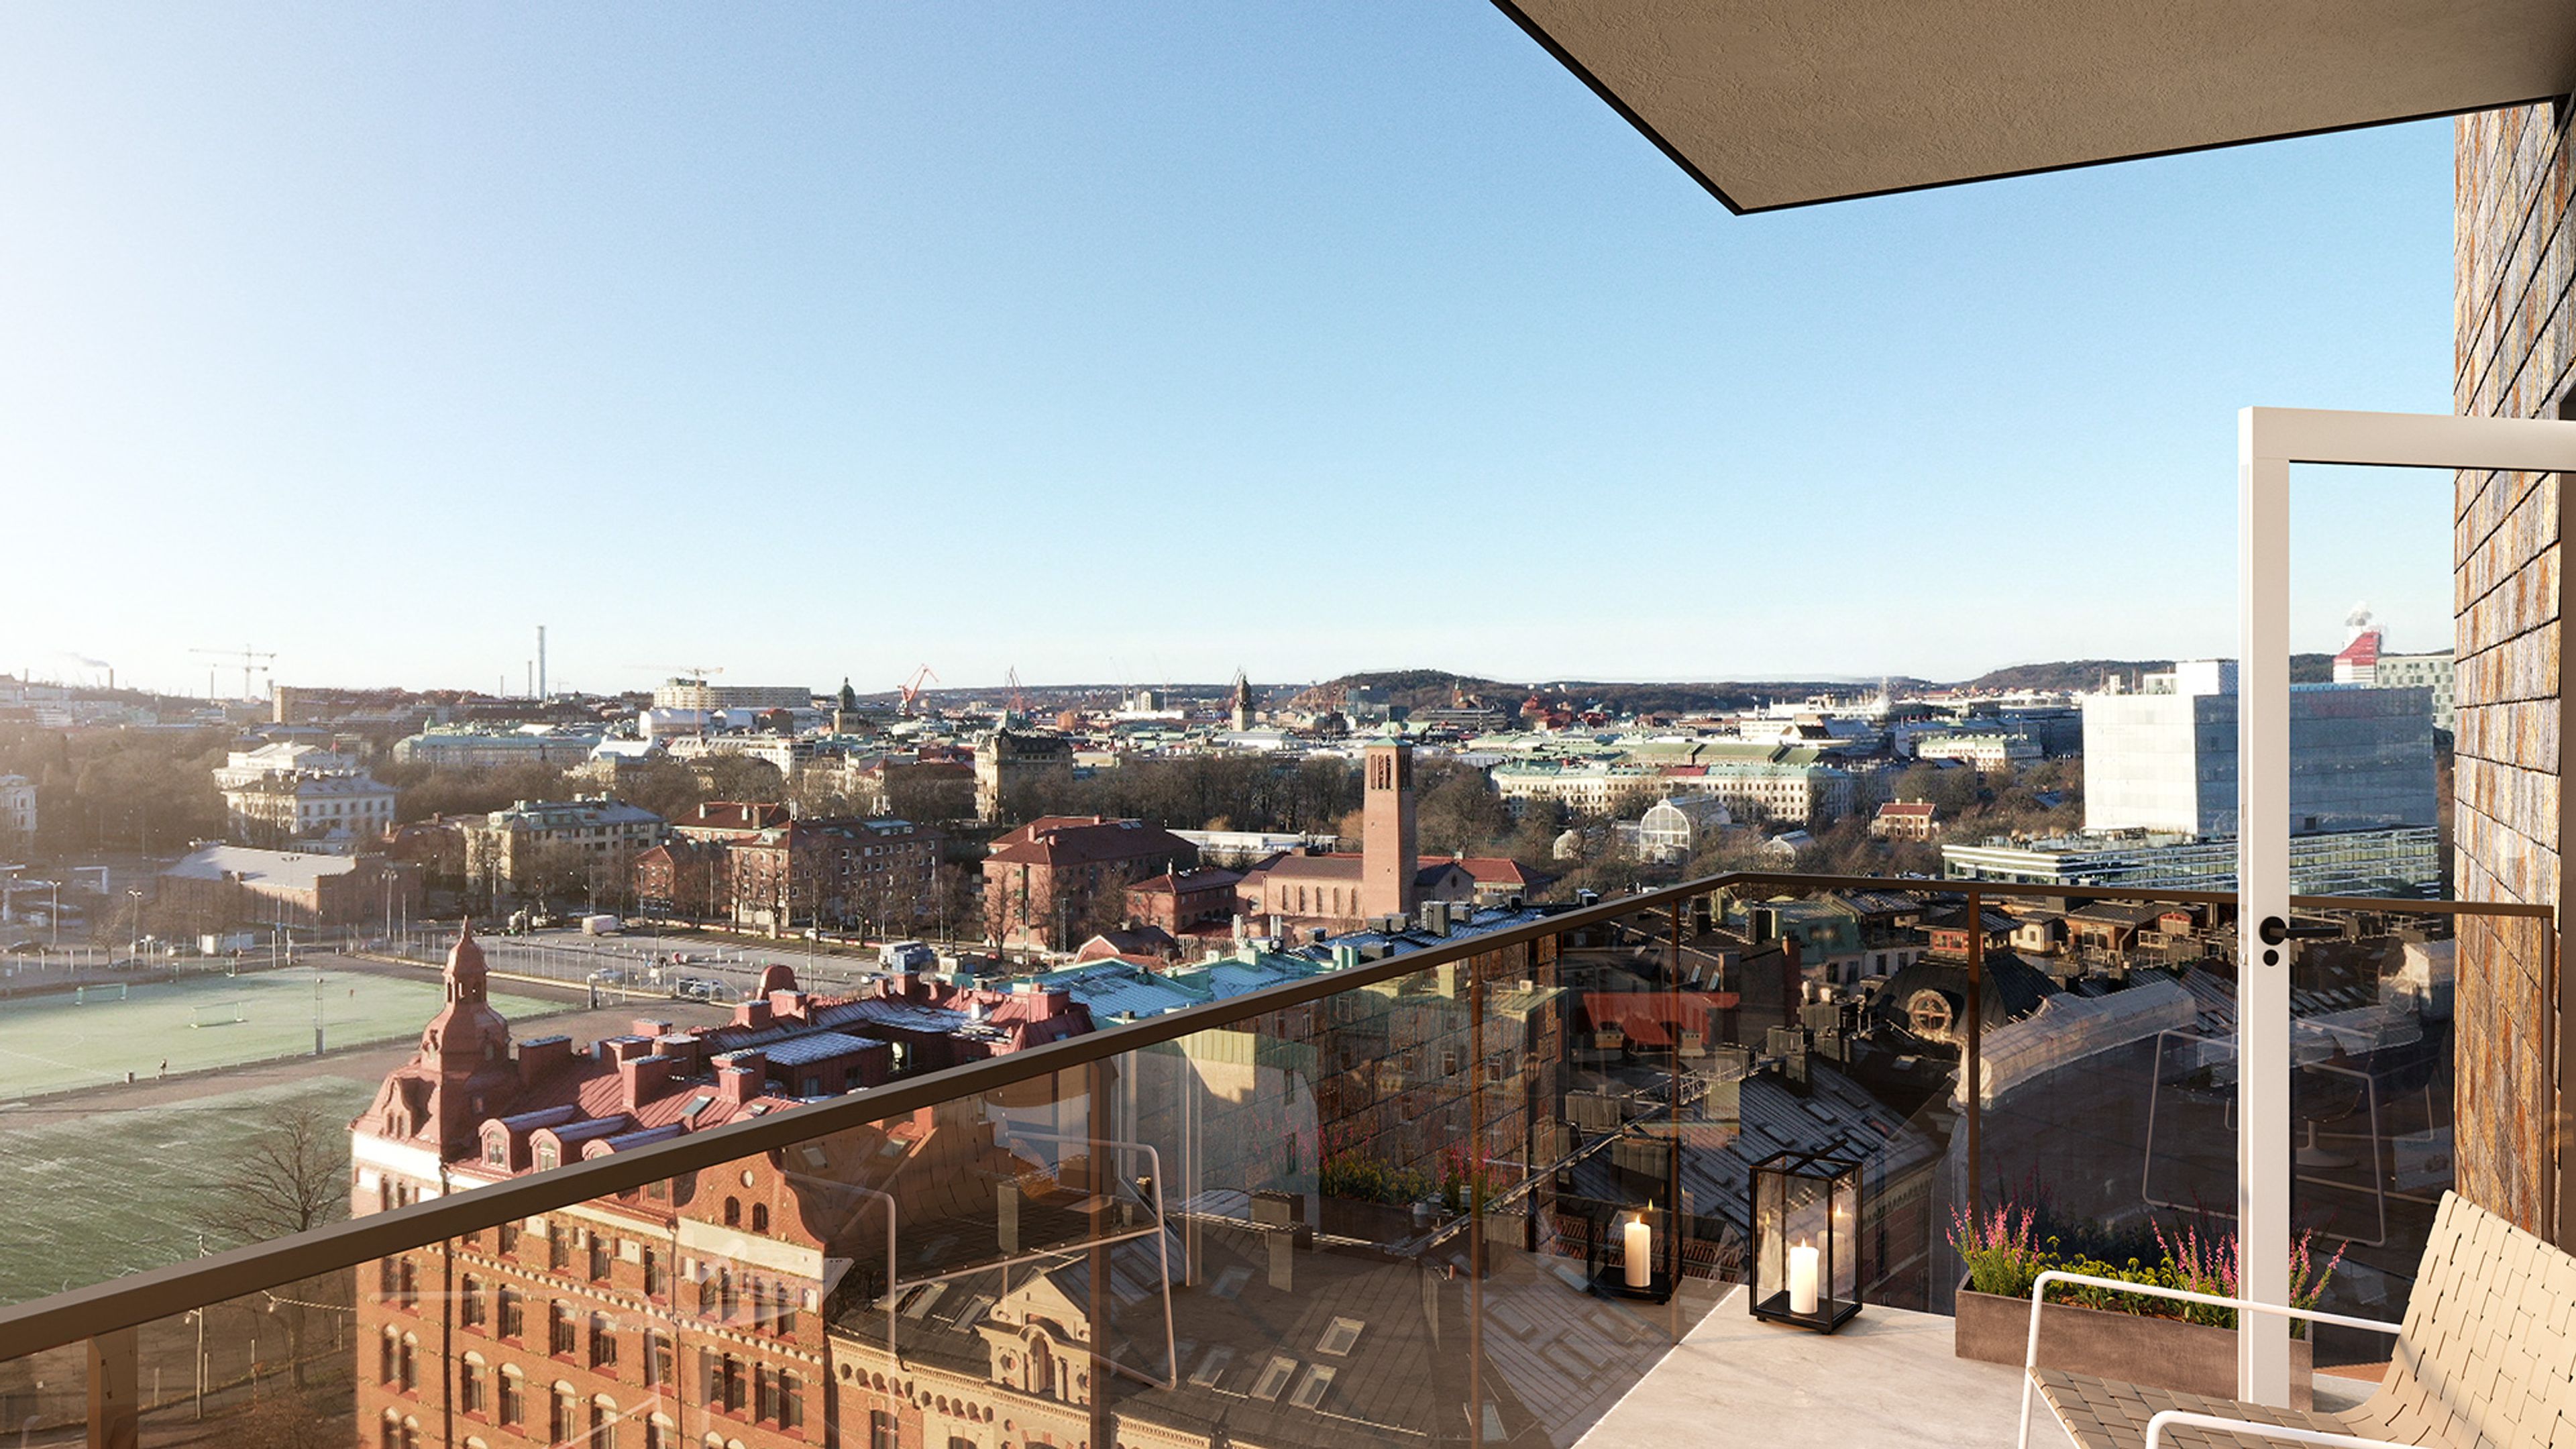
537,625,547,700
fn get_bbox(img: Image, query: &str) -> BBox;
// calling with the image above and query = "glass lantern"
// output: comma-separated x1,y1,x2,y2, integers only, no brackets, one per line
1748,1149,1862,1332
1584,1197,1676,1303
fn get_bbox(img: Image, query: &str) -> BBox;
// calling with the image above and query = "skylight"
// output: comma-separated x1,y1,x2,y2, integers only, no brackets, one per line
1315,1317,1364,1356
1288,1364,1336,1411
1249,1355,1297,1401
1188,1346,1234,1388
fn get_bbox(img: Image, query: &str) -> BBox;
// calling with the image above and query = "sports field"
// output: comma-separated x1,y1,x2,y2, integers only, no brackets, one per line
0,967,562,1101
0,1076,383,1305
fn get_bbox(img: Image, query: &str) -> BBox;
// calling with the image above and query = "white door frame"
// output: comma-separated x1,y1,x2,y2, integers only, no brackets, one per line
2237,406,2576,1405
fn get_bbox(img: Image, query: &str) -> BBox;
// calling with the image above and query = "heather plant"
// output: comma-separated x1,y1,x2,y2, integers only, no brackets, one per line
1953,1198,2345,1339
1949,1202,2051,1300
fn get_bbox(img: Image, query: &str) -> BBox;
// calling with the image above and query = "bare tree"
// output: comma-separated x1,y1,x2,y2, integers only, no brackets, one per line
203,1099,352,1389
205,1099,349,1244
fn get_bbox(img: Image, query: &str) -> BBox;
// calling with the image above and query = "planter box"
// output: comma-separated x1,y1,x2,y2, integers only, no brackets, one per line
1955,1283,2313,1410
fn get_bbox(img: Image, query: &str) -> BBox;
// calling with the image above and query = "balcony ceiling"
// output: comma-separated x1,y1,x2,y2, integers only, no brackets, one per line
1493,1,2576,213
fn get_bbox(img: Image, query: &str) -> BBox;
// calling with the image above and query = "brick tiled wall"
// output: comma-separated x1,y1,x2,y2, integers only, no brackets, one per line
2453,98,2573,1238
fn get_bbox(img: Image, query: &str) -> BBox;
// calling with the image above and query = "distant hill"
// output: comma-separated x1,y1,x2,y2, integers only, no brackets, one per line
1959,656,2337,692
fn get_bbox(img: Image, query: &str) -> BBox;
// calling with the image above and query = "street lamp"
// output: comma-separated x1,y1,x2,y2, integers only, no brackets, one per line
125,888,144,967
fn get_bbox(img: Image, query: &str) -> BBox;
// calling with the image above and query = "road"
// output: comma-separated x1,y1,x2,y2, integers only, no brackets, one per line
376,924,897,1000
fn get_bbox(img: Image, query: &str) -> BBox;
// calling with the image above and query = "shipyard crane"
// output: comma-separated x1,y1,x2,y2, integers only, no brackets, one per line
898,665,940,716
1004,666,1028,718
191,645,276,701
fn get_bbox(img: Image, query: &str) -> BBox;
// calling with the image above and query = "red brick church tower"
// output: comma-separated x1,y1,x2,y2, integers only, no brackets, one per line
1360,741,1417,922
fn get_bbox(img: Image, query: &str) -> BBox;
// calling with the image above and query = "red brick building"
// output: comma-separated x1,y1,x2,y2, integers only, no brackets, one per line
1120,866,1242,937
980,816,1197,951
154,844,420,930
352,928,1095,1449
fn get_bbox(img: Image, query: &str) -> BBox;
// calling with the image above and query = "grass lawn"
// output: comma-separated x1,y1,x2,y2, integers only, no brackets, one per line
0,967,560,1101
0,1075,384,1306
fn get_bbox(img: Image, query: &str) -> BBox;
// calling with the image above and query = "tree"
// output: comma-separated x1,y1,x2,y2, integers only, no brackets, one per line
201,1099,350,1390
1415,765,1511,858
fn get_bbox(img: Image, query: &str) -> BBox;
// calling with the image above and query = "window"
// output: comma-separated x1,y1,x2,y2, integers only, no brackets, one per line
1316,1317,1364,1356
643,1250,665,1297
548,1301,576,1356
592,1397,619,1449
399,1334,418,1393
645,1418,673,1449
378,1258,398,1299
751,1203,769,1234
756,1366,780,1423
379,1328,398,1383
588,1312,617,1370
548,1226,572,1270
498,1370,525,1428
497,1220,521,1254
780,1371,802,1430
460,1275,485,1328
723,1197,741,1227
1188,1346,1234,1388
459,1359,484,1415
590,1237,614,1279
1248,1355,1297,1401
498,1286,523,1339
1288,1364,1336,1410
551,1384,579,1444
869,1410,898,1449
380,1411,400,1449
722,1355,747,1412
396,1258,418,1309
646,1332,674,1389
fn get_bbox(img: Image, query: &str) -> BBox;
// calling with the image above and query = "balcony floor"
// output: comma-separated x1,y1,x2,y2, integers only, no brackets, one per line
1574,1286,2029,1448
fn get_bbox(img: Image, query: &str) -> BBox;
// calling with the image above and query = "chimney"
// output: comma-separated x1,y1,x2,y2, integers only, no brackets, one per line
620,1055,676,1110
655,1034,701,1075
515,1035,574,1083
1267,1228,1295,1293
733,998,774,1030
713,1050,767,1106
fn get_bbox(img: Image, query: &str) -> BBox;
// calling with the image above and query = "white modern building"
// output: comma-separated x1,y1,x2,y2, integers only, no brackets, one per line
650,677,812,712
2082,659,2436,836
1941,825,2442,898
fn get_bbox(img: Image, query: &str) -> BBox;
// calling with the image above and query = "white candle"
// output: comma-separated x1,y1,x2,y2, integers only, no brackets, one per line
1788,1242,1819,1315
1623,1214,1652,1288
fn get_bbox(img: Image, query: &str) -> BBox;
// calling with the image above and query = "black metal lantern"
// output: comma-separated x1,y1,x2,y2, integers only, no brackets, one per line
1748,1149,1861,1332
1585,1197,1676,1304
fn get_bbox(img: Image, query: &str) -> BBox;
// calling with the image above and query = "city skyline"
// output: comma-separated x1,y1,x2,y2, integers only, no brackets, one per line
3,6,2457,696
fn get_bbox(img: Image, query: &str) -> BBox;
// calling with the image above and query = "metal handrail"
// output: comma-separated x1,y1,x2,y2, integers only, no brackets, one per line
0,869,2539,1361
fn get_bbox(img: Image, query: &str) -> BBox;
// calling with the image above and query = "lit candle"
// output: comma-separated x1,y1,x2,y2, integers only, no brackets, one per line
1623,1212,1652,1288
1788,1241,1819,1315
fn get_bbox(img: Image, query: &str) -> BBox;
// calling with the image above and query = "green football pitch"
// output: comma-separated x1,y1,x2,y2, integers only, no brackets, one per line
0,1076,384,1306
0,968,562,1102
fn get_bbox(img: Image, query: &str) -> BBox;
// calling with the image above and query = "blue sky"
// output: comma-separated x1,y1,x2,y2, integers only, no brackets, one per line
0,3,2460,698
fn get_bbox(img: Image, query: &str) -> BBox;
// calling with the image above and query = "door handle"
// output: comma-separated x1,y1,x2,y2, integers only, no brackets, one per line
2257,916,2338,946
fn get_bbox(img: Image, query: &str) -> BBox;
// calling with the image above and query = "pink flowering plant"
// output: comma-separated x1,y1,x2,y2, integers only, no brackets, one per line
1951,1199,2345,1339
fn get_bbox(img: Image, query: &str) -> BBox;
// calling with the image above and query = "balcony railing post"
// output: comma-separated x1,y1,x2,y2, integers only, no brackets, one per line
1966,889,1983,1236
85,1327,136,1449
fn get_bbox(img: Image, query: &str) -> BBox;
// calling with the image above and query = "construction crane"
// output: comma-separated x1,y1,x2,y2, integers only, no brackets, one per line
191,645,276,701
898,665,940,716
1004,666,1028,718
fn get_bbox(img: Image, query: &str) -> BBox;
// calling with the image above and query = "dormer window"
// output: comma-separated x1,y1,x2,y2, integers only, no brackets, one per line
483,1136,507,1167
